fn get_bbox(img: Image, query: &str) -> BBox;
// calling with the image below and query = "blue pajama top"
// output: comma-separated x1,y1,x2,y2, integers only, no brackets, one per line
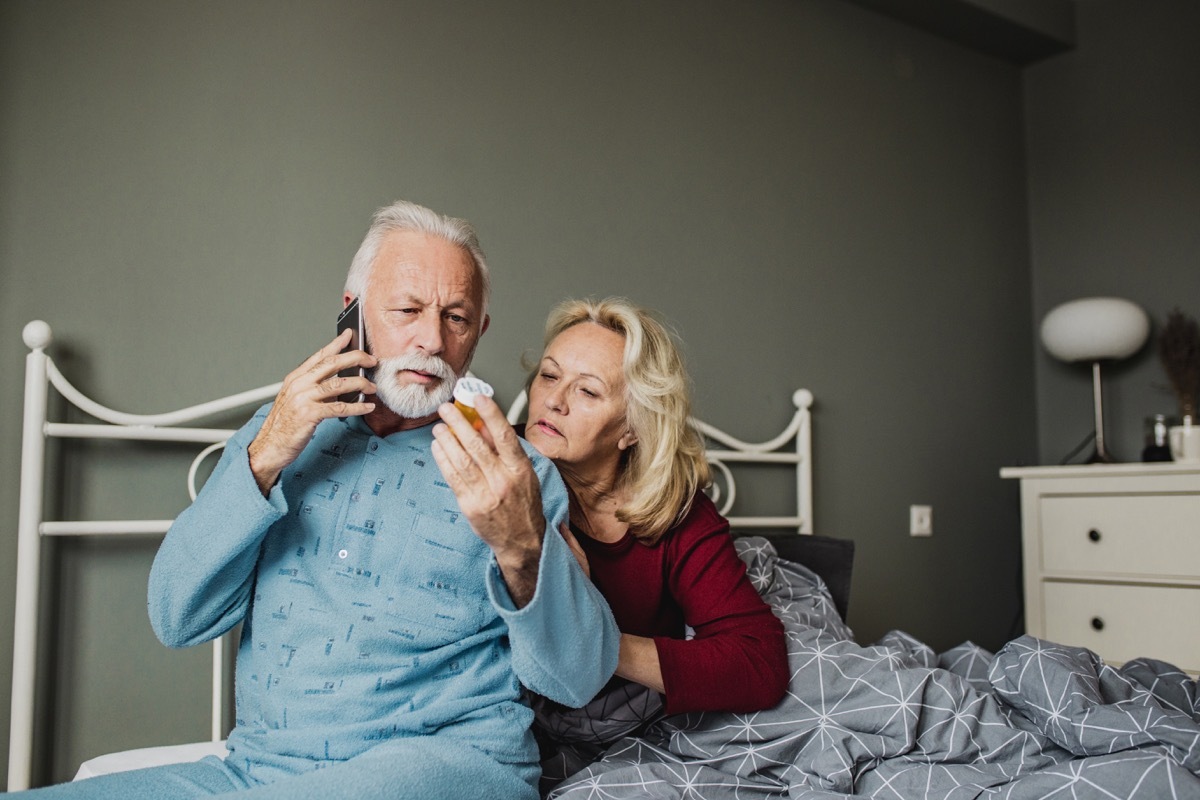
147,405,619,781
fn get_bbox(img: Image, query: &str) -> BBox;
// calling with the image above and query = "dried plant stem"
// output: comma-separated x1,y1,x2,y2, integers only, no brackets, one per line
1158,309,1200,421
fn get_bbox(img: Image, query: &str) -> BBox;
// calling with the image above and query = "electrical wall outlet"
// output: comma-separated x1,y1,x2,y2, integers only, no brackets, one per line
910,505,932,536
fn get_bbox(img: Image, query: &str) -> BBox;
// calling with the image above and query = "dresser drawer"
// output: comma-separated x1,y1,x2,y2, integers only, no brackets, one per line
1039,494,1200,578
1041,581,1200,673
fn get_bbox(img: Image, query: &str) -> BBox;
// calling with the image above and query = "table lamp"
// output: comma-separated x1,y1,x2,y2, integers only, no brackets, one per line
1040,297,1150,463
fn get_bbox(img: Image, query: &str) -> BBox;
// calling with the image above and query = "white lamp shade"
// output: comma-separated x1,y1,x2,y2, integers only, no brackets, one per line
1040,297,1150,362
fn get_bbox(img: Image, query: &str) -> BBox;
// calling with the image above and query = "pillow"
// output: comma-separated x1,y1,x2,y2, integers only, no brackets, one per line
742,534,854,621
74,741,229,781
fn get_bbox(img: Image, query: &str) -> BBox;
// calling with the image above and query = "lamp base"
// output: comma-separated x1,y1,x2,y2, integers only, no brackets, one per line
1059,431,1119,465
1056,362,1124,465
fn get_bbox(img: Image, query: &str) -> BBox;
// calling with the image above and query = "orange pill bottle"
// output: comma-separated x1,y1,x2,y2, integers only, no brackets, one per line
452,377,494,430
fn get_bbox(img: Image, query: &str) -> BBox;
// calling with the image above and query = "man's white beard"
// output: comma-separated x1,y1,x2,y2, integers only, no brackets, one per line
373,353,459,419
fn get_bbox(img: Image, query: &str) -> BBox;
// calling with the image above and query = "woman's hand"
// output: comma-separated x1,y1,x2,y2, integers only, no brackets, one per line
431,395,546,607
559,522,591,579
616,633,665,694
247,329,376,495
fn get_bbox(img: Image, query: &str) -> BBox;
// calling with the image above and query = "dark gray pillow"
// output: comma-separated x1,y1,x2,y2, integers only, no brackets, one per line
744,534,855,622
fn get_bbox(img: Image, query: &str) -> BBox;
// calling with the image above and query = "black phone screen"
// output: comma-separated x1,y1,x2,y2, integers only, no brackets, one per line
336,298,367,403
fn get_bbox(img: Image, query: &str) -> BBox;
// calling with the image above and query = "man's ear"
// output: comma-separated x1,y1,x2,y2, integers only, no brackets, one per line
480,314,491,336
343,293,355,308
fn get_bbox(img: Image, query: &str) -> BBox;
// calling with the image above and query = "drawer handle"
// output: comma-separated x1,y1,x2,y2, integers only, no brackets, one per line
1090,617,1105,631
1087,529,1101,543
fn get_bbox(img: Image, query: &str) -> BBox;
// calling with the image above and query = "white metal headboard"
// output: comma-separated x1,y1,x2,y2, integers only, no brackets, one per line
9,320,813,791
8,321,280,791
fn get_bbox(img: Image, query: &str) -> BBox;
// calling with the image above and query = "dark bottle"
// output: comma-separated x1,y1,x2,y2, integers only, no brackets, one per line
1142,414,1173,462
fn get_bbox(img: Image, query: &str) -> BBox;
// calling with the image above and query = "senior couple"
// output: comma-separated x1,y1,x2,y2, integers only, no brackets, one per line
20,200,788,799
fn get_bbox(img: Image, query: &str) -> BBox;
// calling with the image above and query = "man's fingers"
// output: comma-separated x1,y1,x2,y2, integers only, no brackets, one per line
328,327,355,352
249,334,381,492
430,431,482,498
431,410,520,509
288,332,374,390
314,373,376,403
431,421,478,477
430,438,457,482
297,329,353,370
323,397,377,419
437,403,500,465
311,348,376,381
473,396,527,466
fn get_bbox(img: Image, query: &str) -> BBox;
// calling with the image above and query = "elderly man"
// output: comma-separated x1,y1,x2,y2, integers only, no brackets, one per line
19,201,618,799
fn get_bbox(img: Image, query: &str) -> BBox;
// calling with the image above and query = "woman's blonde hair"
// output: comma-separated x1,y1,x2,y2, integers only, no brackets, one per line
541,297,709,544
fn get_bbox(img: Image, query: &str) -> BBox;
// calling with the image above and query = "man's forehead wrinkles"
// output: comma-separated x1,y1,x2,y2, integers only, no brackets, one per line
370,239,484,317
388,290,478,316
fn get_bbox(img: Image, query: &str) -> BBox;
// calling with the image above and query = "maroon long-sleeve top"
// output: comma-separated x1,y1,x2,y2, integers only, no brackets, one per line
573,491,789,714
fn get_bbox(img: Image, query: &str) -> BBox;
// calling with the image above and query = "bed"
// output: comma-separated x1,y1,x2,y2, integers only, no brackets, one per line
7,318,831,789
10,319,1200,798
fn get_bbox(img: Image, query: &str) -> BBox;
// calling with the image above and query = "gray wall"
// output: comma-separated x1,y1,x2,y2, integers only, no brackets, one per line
1025,0,1200,464
2,0,1180,786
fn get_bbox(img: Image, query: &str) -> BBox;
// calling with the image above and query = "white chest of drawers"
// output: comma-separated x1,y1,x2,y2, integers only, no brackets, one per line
1000,463,1200,674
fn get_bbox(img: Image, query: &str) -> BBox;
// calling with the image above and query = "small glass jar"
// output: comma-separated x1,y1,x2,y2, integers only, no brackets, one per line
452,377,494,431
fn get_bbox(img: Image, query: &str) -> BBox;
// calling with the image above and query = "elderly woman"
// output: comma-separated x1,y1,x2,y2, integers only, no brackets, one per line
519,297,788,713
432,297,787,791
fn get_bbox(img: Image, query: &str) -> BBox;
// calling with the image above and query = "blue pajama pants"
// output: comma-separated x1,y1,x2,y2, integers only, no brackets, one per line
14,739,539,800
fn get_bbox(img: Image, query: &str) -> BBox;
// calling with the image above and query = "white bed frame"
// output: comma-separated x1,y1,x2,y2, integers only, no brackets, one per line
8,319,813,791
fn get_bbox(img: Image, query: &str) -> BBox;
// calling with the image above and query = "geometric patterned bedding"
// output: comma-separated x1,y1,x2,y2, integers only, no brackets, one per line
541,537,1200,799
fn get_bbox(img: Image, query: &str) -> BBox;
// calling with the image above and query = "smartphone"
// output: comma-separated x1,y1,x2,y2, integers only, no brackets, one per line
335,297,368,404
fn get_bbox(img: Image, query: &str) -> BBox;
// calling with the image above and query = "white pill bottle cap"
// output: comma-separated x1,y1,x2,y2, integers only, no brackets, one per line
453,377,494,408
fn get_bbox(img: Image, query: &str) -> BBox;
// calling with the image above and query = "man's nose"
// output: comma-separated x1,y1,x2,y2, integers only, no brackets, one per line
412,314,445,354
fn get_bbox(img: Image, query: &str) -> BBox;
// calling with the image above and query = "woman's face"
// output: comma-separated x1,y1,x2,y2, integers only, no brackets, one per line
525,322,637,479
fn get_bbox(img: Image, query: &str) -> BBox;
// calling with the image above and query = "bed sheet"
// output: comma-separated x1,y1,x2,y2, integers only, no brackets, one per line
542,536,1200,799
73,537,1200,798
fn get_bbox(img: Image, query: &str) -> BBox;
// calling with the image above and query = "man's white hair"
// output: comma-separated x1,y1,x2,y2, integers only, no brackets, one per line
344,200,491,326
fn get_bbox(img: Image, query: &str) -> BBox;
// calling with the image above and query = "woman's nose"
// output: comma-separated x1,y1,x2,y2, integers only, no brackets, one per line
543,385,566,413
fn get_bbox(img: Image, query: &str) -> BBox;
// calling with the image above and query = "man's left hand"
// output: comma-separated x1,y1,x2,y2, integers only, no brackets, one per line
431,395,544,608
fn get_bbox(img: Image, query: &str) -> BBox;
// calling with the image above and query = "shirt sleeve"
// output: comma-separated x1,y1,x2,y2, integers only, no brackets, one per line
147,405,286,648
654,500,789,714
486,445,620,708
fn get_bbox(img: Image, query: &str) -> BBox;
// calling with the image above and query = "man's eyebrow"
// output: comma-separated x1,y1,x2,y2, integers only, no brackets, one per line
389,294,474,313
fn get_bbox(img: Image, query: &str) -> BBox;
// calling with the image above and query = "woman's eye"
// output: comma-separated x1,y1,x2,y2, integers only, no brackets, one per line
580,388,598,398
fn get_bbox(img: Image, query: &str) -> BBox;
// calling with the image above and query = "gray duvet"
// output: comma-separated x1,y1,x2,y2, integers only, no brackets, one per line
540,537,1200,799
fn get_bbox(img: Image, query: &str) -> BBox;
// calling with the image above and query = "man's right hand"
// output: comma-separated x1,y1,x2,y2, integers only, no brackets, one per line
246,328,377,495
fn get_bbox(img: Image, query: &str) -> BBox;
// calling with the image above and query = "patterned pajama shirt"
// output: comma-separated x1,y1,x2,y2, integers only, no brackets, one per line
18,406,618,799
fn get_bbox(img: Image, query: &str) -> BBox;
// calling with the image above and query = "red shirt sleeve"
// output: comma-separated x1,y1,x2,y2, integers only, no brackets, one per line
653,495,789,714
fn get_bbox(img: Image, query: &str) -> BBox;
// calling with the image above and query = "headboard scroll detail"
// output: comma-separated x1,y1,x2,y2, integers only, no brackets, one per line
696,389,813,533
